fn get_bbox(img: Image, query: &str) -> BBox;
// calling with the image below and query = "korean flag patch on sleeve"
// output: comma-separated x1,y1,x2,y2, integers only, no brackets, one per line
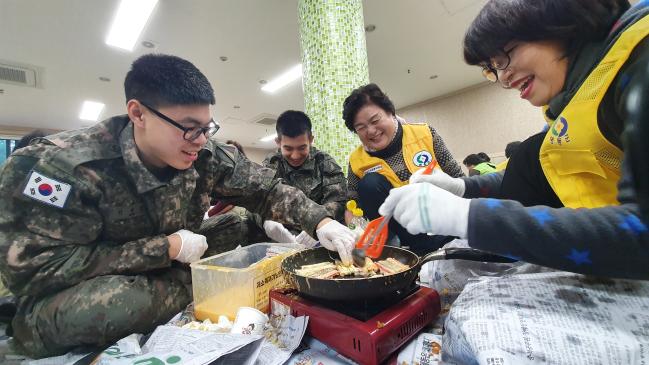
22,171,72,208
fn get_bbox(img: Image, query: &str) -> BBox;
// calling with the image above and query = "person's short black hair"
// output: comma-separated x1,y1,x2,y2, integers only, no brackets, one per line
14,129,48,151
463,154,484,166
505,141,522,158
477,152,491,162
342,83,396,132
463,0,630,66
124,54,215,108
275,110,312,138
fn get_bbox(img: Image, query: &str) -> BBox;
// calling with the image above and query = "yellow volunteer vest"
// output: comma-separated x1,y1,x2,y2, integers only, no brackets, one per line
495,159,508,171
540,14,649,208
350,124,436,188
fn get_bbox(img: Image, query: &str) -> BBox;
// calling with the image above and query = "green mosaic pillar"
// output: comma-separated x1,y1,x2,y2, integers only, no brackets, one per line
298,0,370,170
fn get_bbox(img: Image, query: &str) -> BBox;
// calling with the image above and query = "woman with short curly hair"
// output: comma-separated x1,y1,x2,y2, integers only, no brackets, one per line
380,0,649,279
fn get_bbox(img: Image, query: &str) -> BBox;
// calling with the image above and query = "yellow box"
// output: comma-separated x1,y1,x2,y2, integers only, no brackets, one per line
191,243,301,322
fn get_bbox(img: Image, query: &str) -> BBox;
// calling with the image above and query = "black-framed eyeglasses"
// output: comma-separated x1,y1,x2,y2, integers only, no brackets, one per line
481,45,518,83
139,101,220,141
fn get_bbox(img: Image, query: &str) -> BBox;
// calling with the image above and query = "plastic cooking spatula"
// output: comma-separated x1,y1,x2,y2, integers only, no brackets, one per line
351,160,438,266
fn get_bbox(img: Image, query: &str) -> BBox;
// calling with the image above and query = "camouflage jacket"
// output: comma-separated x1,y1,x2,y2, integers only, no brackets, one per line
0,116,330,297
262,147,347,223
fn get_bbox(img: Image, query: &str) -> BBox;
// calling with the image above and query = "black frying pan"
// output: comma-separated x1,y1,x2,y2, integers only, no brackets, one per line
281,246,516,301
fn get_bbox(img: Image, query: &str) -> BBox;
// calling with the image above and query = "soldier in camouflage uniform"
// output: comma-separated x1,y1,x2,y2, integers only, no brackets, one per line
263,110,347,223
202,110,348,247
0,54,356,358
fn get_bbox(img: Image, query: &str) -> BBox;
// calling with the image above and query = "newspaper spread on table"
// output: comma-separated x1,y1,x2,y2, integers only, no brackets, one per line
443,271,649,364
91,310,308,365
254,311,309,365
423,240,550,307
285,337,357,365
95,327,264,365
397,332,443,365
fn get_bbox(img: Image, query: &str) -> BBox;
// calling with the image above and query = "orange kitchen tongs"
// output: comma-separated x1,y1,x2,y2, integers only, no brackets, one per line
354,160,438,259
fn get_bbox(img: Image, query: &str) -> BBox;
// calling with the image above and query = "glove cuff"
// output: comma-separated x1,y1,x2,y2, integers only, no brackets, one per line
454,180,467,197
450,197,471,238
315,219,334,236
172,230,187,260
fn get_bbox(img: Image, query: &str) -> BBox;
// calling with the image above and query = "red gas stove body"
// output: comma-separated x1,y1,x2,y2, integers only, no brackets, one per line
269,287,440,365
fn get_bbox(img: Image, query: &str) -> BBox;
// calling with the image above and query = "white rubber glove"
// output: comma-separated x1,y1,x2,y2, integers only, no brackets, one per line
263,220,297,243
409,167,466,197
316,220,355,265
172,229,208,263
295,231,318,248
379,183,470,238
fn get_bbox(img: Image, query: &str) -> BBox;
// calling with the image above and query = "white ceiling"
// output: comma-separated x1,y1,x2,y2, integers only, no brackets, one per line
0,0,487,148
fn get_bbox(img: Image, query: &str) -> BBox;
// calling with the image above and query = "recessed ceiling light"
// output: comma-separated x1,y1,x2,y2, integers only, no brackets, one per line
429,75,438,80
220,56,228,62
259,133,277,142
261,64,302,93
99,77,111,82
365,24,376,32
141,40,156,49
79,101,105,121
105,0,158,51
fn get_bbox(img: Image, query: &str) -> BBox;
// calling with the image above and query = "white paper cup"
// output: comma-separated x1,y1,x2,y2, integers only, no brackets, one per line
230,307,268,335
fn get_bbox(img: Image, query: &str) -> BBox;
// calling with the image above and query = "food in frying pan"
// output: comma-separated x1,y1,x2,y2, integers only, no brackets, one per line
375,258,409,274
294,262,338,279
295,257,409,279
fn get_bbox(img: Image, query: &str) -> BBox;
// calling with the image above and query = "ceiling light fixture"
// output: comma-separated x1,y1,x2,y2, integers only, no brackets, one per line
259,133,277,142
79,101,105,121
105,0,158,51
261,64,302,93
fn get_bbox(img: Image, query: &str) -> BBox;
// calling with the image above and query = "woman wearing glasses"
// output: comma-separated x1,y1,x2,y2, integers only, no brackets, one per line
379,0,649,279
343,83,464,255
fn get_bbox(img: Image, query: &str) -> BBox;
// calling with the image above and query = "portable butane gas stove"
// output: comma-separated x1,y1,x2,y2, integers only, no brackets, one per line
269,285,440,365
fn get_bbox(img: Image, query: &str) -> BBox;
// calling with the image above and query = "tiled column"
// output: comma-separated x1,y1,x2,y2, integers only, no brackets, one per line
298,0,370,170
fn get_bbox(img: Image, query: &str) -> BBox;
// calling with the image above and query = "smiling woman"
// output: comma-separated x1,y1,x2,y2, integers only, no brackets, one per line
342,83,465,255
381,0,649,280
462,0,639,209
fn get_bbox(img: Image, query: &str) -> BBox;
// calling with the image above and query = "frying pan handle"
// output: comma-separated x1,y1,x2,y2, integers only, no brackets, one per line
419,247,518,265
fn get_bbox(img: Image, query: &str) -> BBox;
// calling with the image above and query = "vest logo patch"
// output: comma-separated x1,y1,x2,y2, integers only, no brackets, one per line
22,171,72,208
413,151,433,167
549,117,571,145
364,165,383,174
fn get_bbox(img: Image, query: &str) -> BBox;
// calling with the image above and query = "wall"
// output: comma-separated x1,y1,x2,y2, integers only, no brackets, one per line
398,83,546,169
244,147,274,164
0,125,59,139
